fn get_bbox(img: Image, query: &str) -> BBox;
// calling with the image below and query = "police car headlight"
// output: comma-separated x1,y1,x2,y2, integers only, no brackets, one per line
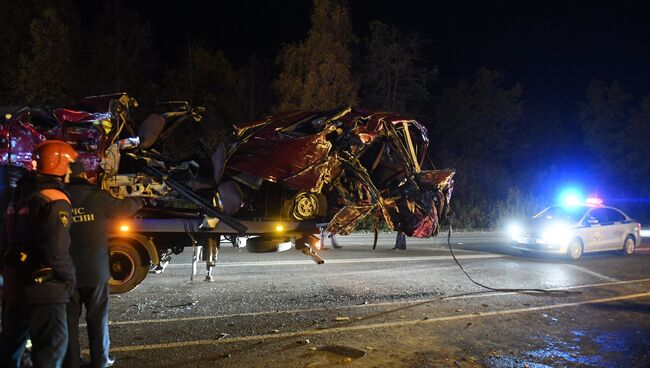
507,223,523,240
541,224,572,244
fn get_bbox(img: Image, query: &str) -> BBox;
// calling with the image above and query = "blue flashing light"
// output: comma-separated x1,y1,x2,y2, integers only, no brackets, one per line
558,188,583,207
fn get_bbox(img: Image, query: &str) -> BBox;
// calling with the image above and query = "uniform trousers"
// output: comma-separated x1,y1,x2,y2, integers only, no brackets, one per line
64,282,110,368
0,301,68,368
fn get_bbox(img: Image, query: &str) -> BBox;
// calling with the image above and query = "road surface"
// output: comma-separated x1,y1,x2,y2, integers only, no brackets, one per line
75,232,650,366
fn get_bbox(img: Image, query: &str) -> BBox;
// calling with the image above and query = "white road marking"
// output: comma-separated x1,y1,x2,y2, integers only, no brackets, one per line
167,254,503,267
565,264,620,282
107,277,650,327
108,291,650,353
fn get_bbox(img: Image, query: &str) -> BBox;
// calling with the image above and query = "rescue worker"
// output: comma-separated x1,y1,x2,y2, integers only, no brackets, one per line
0,140,78,368
63,162,143,368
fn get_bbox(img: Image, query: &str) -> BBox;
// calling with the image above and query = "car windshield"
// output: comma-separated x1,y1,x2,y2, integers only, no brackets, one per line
533,205,588,223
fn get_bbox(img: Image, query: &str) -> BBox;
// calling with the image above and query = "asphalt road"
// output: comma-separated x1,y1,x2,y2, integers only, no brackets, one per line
94,232,650,367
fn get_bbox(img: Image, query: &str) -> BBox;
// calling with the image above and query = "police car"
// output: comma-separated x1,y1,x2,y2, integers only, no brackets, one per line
509,198,641,260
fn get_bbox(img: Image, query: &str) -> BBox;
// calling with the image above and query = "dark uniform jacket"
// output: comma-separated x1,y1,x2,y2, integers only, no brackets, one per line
66,178,143,287
3,172,75,304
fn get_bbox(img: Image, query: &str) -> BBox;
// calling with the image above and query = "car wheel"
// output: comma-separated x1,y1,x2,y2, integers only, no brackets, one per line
566,239,583,260
108,240,149,294
621,235,636,255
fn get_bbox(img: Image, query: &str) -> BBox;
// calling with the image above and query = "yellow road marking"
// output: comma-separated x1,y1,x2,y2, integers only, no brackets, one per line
167,253,497,267
108,291,650,352
106,277,650,327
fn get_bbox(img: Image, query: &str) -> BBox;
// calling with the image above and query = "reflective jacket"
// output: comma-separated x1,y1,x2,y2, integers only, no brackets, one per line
66,178,143,287
3,172,75,304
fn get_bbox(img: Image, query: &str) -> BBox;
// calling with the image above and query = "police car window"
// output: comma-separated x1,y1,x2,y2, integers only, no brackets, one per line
587,208,608,224
534,206,588,223
605,208,625,223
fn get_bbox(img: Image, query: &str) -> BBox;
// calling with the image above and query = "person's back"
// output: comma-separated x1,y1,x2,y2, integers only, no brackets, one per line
66,176,142,286
6,172,76,303
64,172,142,368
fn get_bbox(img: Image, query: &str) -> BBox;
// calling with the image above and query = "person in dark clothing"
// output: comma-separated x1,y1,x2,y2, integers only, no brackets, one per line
0,140,78,368
318,227,342,250
64,163,143,368
393,230,407,250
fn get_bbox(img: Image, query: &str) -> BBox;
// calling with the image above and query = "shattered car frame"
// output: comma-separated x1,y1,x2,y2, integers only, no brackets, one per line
223,107,455,238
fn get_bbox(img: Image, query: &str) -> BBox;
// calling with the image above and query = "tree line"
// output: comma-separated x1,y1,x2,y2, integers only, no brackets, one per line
1,0,649,227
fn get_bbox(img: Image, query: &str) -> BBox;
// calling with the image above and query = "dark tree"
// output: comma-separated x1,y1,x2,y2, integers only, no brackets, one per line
81,1,155,99
580,80,633,187
16,4,78,104
432,67,523,228
0,0,36,104
162,44,245,158
238,54,274,120
360,21,436,113
274,0,358,111
434,67,523,162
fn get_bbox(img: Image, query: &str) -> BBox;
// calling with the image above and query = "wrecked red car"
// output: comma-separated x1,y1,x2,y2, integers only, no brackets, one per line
220,107,455,238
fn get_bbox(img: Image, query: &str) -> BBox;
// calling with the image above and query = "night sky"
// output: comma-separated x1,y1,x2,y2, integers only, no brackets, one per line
106,0,650,113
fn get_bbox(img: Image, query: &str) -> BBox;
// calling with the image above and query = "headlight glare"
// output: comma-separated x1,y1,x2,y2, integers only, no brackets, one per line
507,223,523,240
541,224,572,244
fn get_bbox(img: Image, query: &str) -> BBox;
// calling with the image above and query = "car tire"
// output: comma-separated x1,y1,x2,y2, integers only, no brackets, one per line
621,235,636,256
108,240,149,294
566,239,583,260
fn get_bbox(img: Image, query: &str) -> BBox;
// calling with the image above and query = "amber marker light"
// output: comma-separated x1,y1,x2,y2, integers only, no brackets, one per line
275,225,284,232
119,224,130,232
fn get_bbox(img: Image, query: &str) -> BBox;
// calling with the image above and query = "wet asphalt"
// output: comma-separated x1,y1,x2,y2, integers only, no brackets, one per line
94,232,650,367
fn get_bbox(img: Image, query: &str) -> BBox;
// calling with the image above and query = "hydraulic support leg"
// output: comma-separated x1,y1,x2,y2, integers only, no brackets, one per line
189,234,200,282
204,236,220,281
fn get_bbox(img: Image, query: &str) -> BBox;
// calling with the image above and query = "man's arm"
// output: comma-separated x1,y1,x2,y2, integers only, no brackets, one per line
101,191,144,218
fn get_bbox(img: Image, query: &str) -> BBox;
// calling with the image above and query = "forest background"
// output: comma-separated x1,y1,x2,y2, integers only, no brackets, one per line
2,0,649,228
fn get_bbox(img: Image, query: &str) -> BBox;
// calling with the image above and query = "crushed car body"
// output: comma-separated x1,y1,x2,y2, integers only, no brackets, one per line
224,107,455,237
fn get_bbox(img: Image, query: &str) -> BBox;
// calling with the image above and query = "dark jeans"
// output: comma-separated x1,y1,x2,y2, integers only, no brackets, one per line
64,283,110,368
394,232,407,250
0,300,68,368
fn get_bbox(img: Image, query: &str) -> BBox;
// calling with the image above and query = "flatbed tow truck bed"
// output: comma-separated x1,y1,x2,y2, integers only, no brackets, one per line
106,215,321,293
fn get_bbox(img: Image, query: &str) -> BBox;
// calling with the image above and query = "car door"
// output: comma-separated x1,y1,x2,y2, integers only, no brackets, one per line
602,208,627,250
583,208,608,251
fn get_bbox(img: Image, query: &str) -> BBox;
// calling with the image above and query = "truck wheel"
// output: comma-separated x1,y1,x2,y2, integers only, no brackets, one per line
109,240,149,294
285,192,327,221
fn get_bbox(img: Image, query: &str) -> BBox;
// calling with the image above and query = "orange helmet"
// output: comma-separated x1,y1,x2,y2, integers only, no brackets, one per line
34,140,78,176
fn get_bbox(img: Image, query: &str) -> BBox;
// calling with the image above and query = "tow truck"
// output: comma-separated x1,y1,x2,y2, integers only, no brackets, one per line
1,93,455,294
0,94,324,294
105,178,323,294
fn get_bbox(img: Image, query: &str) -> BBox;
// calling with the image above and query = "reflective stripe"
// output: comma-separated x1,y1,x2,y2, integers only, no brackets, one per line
39,189,71,204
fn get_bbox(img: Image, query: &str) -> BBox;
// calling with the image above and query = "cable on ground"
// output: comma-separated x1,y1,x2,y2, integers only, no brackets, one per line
444,222,581,294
